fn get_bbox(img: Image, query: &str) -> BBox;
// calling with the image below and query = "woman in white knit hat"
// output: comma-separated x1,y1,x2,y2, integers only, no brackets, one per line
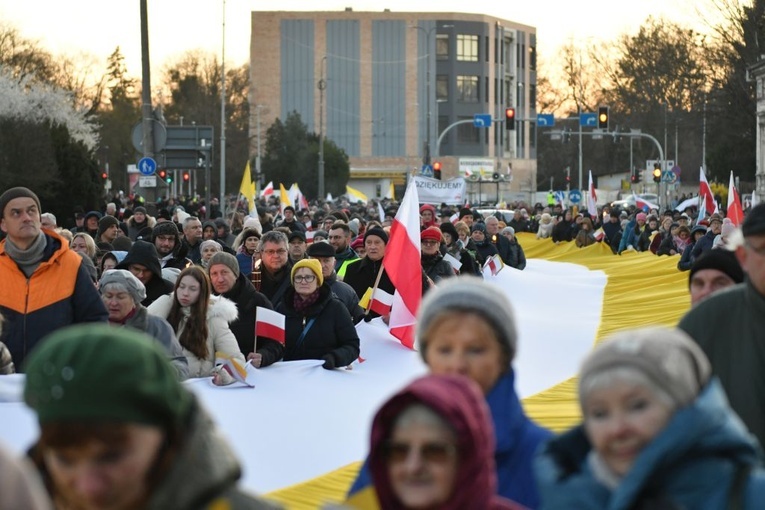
535,327,765,509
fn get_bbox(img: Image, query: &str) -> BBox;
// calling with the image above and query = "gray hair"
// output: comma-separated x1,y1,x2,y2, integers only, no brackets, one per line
40,212,57,225
259,230,288,251
502,226,515,236
99,269,147,305
182,216,201,229
393,403,454,435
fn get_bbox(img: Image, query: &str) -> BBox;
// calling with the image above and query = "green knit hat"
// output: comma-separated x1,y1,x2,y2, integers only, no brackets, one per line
24,324,192,429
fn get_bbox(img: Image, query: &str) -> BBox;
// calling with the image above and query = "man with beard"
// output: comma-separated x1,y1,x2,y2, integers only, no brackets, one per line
329,222,358,273
258,230,293,309
152,222,192,270
207,252,283,367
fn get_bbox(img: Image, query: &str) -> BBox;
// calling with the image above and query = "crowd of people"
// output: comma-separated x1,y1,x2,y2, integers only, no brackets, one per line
1,183,765,509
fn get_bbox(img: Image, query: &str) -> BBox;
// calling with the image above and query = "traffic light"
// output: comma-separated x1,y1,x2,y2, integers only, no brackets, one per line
183,171,190,182
598,106,609,130
158,169,172,183
565,167,571,185
631,168,641,184
433,161,442,180
653,163,662,183
563,129,571,143
505,108,515,130
101,171,108,180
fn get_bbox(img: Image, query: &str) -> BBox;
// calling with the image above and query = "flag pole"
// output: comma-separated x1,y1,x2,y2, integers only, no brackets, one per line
364,263,386,315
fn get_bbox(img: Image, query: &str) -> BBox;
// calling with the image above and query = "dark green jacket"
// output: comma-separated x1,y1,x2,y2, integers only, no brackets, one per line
679,279,765,449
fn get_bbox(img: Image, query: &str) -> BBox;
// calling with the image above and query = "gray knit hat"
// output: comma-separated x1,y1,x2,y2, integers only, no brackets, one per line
416,276,518,364
208,251,240,278
0,187,41,219
579,327,711,408
98,269,147,305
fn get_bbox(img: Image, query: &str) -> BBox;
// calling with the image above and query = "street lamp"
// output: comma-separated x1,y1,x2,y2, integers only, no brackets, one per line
411,22,452,167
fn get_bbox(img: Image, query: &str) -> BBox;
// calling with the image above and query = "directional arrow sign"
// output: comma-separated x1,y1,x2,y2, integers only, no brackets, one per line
473,114,492,128
580,113,597,127
537,113,555,127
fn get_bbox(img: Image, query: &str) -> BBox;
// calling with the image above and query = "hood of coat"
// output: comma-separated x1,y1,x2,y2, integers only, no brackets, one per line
146,399,243,509
147,293,238,324
116,240,163,282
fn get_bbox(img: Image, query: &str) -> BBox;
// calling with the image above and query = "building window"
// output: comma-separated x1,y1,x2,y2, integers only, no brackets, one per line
438,115,449,139
456,34,478,61
457,75,479,103
436,75,449,100
457,116,479,143
529,45,537,71
436,34,449,60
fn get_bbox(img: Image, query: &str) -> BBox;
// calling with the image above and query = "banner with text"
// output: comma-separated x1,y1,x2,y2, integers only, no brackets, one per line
413,176,467,205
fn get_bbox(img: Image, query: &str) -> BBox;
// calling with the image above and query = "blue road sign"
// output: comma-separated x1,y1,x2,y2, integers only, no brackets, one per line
137,157,157,176
569,189,582,204
662,170,677,184
420,164,434,178
537,113,555,127
473,114,492,128
554,190,566,204
580,113,597,127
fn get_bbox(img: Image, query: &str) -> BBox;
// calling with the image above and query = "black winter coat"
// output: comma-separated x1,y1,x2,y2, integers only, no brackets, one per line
218,272,283,366
276,285,360,367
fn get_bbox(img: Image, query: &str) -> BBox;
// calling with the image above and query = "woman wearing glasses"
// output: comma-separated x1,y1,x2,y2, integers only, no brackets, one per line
368,374,523,509
276,259,360,369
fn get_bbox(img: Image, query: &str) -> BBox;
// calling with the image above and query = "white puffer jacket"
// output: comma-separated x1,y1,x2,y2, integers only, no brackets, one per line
148,293,243,378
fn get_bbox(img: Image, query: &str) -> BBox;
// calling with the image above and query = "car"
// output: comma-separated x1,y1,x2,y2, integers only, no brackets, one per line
475,208,515,224
610,193,659,209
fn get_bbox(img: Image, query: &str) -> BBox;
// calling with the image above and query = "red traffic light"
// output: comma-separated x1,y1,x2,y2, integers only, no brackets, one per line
183,172,190,181
101,172,108,179
432,162,442,171
505,108,516,130
158,169,167,179
505,108,515,120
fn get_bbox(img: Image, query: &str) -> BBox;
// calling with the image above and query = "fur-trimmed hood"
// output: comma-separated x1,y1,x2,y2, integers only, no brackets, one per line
147,293,238,323
126,214,157,229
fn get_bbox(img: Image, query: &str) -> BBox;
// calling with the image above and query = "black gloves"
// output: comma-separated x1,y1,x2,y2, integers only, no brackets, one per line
322,354,336,370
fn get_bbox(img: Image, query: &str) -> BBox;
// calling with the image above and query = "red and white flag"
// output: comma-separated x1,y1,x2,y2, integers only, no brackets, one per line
370,287,394,316
587,170,598,218
483,254,504,276
260,181,274,198
384,179,422,349
698,167,718,220
255,307,285,345
727,171,744,226
449,212,459,224
594,227,605,242
305,230,315,244
632,191,659,212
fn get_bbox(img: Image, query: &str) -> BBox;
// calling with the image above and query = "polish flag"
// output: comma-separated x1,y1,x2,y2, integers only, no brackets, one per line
483,254,504,276
260,181,274,198
255,307,285,345
698,167,718,220
632,191,659,212
594,227,605,242
449,212,459,224
727,171,744,226
384,179,422,349
587,170,598,218
305,231,315,244
299,192,309,211
369,287,394,316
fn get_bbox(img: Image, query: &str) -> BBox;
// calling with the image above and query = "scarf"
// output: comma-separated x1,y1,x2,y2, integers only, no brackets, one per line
587,450,622,491
4,231,47,278
110,308,137,325
293,289,321,314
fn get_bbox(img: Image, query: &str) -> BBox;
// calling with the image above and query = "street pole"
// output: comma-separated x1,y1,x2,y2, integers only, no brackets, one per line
139,0,155,202
219,0,226,215
318,56,327,200
256,105,263,192
578,110,583,191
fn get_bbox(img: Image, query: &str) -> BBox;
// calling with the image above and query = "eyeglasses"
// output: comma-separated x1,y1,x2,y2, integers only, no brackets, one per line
384,441,457,464
293,274,316,283
263,249,287,256
421,239,440,246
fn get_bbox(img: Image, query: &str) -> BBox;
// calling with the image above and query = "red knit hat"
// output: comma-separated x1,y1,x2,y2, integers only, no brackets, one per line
420,226,442,242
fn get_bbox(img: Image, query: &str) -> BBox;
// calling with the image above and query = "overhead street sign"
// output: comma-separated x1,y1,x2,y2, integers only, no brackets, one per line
137,157,157,176
537,113,555,127
580,113,597,127
473,114,492,128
